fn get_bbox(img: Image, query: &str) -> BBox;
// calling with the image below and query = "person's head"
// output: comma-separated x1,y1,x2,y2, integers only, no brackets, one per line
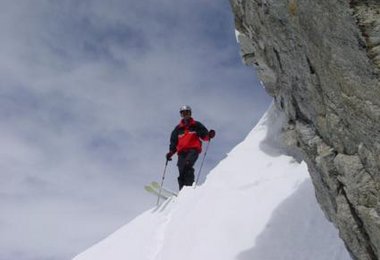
179,105,192,119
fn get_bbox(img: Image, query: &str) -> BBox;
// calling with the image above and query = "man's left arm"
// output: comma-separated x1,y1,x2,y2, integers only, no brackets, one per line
196,122,215,141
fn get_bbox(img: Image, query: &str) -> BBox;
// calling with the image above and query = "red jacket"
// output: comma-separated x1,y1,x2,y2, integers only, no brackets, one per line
169,118,209,154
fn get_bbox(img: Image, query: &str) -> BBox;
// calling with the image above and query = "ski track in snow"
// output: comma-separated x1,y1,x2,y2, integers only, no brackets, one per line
150,197,177,260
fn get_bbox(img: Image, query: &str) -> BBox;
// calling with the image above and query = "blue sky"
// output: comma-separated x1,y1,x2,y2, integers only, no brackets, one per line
0,1,271,259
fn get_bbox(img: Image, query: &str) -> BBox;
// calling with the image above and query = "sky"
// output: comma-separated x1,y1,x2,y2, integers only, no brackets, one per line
73,108,350,260
0,1,271,259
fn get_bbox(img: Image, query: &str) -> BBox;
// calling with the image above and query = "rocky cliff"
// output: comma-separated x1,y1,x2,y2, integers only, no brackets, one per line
229,0,380,259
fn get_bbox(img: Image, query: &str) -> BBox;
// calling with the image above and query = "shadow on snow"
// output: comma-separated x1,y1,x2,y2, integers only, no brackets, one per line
237,179,350,260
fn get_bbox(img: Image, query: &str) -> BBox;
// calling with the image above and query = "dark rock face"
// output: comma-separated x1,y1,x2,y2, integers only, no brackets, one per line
229,0,380,259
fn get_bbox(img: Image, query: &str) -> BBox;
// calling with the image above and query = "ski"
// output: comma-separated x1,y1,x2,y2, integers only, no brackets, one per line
144,185,169,200
150,181,178,197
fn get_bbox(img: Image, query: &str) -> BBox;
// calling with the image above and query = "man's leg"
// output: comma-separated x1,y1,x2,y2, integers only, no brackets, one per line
178,150,199,188
177,152,187,190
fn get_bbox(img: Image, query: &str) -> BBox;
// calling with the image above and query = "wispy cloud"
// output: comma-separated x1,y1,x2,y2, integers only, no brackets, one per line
0,1,271,259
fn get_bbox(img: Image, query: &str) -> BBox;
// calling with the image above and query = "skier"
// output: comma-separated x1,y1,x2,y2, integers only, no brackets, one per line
166,105,215,190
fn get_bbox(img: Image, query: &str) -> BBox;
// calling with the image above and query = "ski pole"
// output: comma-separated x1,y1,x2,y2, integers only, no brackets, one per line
195,140,211,186
157,159,169,206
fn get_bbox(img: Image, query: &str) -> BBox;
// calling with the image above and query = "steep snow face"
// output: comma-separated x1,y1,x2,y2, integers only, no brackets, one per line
73,110,351,260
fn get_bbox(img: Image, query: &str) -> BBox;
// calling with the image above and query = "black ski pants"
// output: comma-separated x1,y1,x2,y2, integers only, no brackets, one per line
177,149,199,190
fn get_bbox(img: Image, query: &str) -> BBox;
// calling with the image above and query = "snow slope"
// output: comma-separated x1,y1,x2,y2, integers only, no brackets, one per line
73,110,351,260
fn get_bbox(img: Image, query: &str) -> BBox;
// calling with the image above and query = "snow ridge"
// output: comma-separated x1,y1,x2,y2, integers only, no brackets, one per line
73,109,350,260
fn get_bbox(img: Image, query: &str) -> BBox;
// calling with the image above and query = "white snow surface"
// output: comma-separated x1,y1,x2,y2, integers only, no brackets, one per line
235,29,241,43
74,111,351,260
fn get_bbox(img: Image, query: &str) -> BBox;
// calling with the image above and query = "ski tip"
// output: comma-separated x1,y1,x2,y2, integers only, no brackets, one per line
151,181,160,187
144,186,155,192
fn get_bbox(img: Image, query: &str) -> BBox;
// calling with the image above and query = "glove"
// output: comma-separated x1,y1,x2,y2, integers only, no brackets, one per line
208,129,216,139
166,151,174,161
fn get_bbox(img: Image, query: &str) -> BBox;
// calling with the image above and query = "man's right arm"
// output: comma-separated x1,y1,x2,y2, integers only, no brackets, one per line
166,127,178,161
169,127,178,154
